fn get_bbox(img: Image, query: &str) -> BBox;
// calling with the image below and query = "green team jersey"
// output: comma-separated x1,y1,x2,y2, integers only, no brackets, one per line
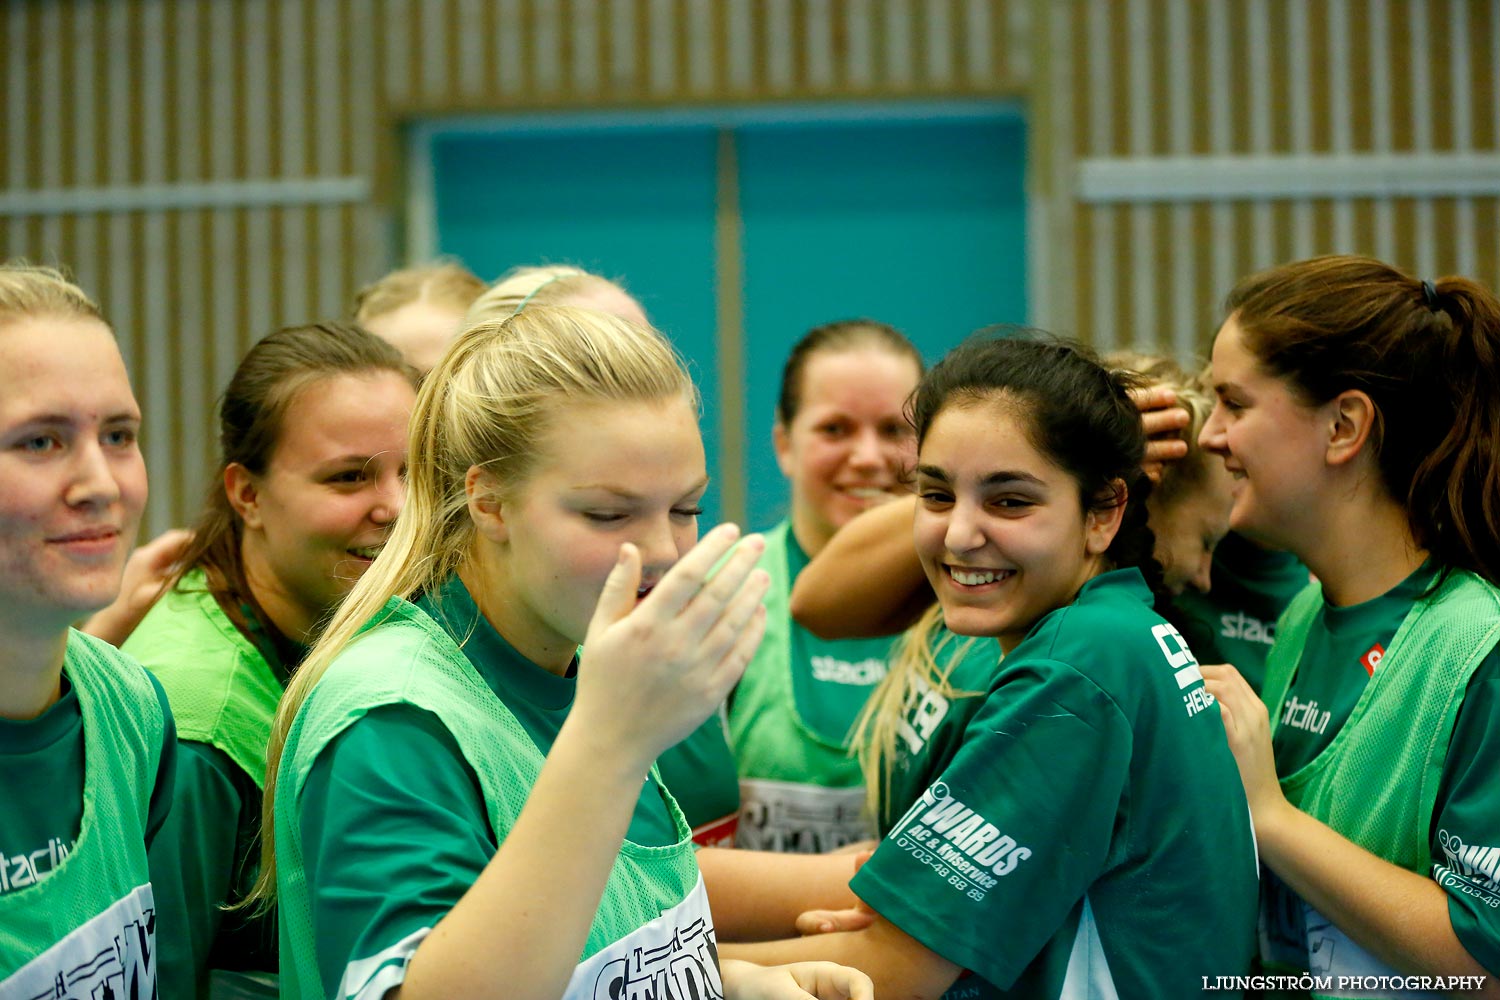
128,569,285,998
656,709,742,847
287,577,703,999
729,521,898,851
853,570,1259,1000
0,631,176,995
873,627,1003,838
1259,565,1500,989
1172,531,1310,694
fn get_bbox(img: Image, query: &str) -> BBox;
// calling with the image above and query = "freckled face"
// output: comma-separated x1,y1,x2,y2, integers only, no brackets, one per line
0,316,147,635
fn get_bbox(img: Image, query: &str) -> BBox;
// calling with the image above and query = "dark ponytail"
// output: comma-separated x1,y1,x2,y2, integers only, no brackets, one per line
908,332,1170,609
1227,255,1500,585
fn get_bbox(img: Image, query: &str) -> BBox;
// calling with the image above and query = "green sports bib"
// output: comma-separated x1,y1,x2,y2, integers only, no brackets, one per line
276,597,710,999
0,631,165,995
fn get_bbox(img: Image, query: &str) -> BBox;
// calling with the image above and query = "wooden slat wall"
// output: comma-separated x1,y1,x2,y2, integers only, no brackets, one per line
0,0,1024,534
1035,0,1500,361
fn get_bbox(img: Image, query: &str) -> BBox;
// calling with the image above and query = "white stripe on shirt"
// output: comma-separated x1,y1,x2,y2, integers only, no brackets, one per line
340,925,431,1000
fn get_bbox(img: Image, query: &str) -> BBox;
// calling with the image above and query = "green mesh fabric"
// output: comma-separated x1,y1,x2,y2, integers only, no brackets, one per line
729,521,864,780
125,567,284,787
1263,571,1500,873
0,631,164,971
276,597,700,999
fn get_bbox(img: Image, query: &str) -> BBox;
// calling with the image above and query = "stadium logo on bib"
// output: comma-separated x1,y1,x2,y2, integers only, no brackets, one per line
1219,611,1276,646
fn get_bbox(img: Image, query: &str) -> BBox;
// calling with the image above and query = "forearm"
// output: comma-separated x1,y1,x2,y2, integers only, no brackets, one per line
396,718,652,1000
698,848,862,941
789,496,928,638
1259,800,1495,985
722,916,960,1000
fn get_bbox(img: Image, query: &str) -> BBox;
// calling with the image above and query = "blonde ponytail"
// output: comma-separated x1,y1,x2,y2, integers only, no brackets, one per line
852,605,983,828
247,305,696,910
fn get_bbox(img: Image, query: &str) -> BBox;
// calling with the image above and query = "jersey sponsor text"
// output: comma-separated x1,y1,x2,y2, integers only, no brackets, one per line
1219,611,1276,646
574,877,722,1000
898,675,951,755
1152,622,1217,717
0,836,72,894
809,655,887,686
737,779,872,852
886,782,1030,901
1279,696,1332,735
1,883,157,999
1435,829,1500,908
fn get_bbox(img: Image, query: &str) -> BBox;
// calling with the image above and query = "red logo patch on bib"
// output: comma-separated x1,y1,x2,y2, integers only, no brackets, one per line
1360,643,1385,676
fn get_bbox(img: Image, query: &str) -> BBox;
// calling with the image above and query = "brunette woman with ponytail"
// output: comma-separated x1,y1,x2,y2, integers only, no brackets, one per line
1200,255,1500,992
728,335,1258,999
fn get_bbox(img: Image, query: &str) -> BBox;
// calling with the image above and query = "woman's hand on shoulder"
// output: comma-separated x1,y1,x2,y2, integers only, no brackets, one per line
80,527,193,645
1201,662,1292,832
721,959,873,1000
576,523,770,768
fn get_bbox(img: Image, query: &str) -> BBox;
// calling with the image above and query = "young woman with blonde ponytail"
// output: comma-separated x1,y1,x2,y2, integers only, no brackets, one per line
255,305,871,1000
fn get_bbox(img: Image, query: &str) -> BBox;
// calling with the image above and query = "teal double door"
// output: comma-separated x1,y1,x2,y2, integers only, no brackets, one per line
428,105,1027,528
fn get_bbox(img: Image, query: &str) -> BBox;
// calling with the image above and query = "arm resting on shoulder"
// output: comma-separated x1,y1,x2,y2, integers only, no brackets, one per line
788,496,930,639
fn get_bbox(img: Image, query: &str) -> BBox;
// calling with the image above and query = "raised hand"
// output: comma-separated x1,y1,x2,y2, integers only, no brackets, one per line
576,523,770,770
1129,385,1191,482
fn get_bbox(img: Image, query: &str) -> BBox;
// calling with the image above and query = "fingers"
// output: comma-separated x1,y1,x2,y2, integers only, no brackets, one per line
793,907,876,936
644,523,745,617
704,599,768,697
1143,436,1190,466
588,543,642,633
140,527,193,570
793,963,874,1000
1140,404,1190,438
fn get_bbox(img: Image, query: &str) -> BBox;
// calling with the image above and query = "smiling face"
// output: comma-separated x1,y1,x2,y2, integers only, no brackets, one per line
474,395,707,672
913,396,1118,653
774,347,920,556
234,370,415,642
1199,315,1332,553
0,315,147,636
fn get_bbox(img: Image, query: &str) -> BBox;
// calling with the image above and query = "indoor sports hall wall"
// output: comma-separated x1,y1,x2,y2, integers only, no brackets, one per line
0,0,1027,533
4,0,1499,532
